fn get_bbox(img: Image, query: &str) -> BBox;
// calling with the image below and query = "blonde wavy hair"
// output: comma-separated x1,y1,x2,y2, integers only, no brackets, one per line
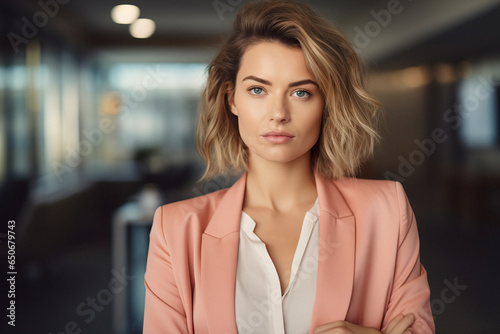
197,0,380,180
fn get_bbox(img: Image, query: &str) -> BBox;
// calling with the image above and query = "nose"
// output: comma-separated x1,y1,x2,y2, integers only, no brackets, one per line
269,95,290,123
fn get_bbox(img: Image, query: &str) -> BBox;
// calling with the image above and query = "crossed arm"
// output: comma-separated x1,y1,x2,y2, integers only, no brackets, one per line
314,313,415,334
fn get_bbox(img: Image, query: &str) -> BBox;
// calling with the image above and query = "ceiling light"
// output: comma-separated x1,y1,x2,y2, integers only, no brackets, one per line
111,4,140,24
129,18,156,39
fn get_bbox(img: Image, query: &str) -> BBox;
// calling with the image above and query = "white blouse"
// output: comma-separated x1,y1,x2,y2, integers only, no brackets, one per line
235,198,320,334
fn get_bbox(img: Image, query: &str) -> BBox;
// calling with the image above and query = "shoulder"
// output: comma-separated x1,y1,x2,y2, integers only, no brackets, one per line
331,177,414,231
151,187,230,239
159,187,229,218
332,177,405,204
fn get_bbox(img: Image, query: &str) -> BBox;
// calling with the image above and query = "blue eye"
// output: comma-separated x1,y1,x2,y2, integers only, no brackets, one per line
249,87,264,95
293,90,310,98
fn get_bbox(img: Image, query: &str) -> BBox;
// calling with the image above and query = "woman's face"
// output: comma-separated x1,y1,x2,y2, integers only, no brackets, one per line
229,41,324,166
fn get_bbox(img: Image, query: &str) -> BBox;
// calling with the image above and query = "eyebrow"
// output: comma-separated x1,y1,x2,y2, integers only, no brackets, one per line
242,75,319,88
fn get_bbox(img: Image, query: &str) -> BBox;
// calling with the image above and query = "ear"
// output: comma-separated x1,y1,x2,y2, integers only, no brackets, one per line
226,81,238,116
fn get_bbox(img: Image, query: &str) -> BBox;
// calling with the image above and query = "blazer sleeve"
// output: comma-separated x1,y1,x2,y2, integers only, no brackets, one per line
143,206,189,333
381,181,435,334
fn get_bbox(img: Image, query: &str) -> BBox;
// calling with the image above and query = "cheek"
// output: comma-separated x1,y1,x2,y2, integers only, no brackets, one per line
235,98,261,133
304,107,324,137
236,111,255,143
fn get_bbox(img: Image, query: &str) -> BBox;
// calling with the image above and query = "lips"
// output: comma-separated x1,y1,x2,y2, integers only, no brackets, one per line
262,131,294,144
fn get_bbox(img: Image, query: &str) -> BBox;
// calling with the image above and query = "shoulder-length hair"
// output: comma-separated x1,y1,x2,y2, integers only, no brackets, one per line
197,0,380,180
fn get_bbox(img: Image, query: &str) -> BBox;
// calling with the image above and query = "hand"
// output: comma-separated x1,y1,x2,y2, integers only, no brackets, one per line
313,313,415,334
383,313,415,334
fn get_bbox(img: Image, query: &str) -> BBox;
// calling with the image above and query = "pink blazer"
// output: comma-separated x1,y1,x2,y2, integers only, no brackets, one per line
143,170,435,333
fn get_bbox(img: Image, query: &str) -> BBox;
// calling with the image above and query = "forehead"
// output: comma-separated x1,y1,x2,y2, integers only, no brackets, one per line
237,41,315,80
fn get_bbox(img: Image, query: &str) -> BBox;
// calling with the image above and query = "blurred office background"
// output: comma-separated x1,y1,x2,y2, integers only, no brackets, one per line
0,0,499,333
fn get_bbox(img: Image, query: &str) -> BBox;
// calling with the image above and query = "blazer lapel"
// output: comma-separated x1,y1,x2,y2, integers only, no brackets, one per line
200,172,247,334
310,170,356,332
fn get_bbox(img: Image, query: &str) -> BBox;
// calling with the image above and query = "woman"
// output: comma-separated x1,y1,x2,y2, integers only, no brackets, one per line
143,0,435,333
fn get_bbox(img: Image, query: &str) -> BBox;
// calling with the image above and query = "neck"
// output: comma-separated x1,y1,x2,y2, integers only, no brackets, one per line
244,152,317,212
